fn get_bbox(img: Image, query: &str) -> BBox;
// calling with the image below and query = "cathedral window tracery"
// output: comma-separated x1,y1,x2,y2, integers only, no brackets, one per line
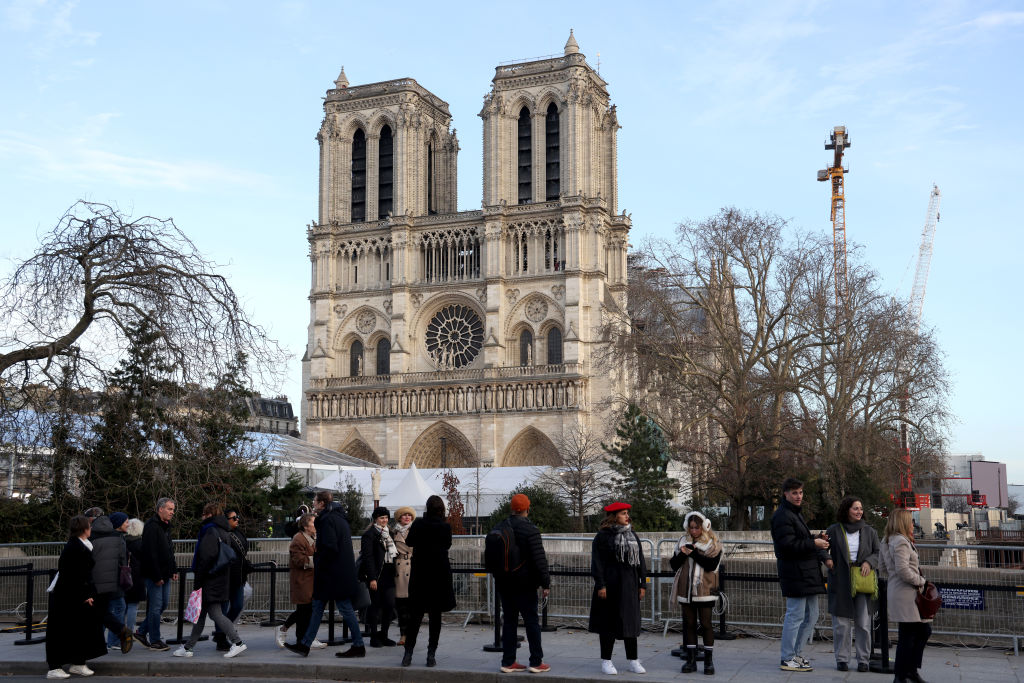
378,125,393,217
351,129,367,222
517,107,532,204
417,228,481,283
425,304,484,369
519,329,534,366
376,337,391,375
547,326,563,364
545,102,560,200
350,339,364,377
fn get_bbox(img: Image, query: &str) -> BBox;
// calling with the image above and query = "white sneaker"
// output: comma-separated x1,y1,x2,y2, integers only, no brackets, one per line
310,638,327,649
601,659,617,675
627,659,646,674
47,670,70,680
172,646,193,657
67,665,93,677
224,642,247,658
276,625,287,648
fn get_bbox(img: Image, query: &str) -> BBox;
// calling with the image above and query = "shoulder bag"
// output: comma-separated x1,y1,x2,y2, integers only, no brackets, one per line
915,572,941,620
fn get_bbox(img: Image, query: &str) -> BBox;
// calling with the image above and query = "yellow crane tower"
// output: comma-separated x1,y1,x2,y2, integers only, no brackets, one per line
817,126,851,304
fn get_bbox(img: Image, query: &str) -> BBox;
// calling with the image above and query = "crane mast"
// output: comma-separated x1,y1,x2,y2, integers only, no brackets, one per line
817,126,851,305
895,185,942,509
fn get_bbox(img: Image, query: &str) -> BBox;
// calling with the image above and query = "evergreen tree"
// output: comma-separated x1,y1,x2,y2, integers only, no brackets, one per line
602,404,680,531
487,484,571,533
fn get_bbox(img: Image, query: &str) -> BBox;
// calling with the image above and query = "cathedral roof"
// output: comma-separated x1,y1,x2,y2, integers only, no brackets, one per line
564,29,580,55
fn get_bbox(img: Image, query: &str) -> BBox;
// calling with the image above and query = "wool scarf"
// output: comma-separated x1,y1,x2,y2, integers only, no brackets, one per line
611,523,640,567
376,523,398,563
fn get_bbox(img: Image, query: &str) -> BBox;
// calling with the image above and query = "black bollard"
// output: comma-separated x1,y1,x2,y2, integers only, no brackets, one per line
715,568,736,640
260,562,283,627
870,580,893,673
483,579,503,652
327,600,350,646
168,567,206,645
540,589,557,632
14,564,46,646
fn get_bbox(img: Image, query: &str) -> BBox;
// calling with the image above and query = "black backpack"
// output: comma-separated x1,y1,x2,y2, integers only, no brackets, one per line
485,518,525,577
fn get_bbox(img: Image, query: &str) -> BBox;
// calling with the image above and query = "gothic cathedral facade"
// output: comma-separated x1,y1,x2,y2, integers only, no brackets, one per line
301,33,631,468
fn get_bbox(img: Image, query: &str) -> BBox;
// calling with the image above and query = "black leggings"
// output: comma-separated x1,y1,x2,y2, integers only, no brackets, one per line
682,602,714,648
599,633,638,660
282,602,311,642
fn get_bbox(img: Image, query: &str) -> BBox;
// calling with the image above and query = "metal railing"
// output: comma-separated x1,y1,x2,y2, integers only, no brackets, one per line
3,536,1022,653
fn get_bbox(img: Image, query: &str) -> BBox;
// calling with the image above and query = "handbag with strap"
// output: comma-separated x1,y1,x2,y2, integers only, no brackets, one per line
210,533,237,575
842,526,878,599
118,564,133,591
915,569,941,620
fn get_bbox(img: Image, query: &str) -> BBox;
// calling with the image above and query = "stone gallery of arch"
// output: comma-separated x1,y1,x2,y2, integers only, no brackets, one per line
302,32,630,469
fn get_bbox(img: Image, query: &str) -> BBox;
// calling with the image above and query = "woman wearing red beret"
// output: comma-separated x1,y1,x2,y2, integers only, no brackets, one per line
589,502,648,675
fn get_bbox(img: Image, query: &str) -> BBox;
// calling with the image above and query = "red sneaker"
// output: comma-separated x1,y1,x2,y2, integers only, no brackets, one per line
500,662,528,673
528,663,550,673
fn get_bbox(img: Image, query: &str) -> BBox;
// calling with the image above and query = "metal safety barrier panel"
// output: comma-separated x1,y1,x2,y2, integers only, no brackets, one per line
3,536,1022,651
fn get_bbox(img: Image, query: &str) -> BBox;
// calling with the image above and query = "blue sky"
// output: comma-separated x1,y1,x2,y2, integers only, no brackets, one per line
2,1,1022,481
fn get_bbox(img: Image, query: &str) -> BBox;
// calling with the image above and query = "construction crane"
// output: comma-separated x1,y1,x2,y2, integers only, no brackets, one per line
894,185,942,510
817,126,851,304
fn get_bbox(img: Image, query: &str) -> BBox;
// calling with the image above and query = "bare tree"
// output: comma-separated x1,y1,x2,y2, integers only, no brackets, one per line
0,201,286,390
539,420,609,531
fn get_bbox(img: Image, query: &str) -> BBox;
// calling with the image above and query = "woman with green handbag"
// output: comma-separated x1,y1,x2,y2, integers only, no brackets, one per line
824,496,880,673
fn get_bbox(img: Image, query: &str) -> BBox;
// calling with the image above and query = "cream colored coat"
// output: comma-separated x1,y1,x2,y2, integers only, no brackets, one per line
393,524,413,599
879,534,927,623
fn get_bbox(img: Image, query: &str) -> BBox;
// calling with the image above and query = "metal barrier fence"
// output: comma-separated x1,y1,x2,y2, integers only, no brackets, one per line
2,536,1022,652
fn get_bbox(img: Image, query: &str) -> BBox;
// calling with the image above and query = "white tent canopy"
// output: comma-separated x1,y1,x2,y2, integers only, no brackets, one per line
314,465,553,519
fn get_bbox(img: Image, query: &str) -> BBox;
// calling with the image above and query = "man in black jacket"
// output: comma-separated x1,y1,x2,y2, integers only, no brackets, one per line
496,493,551,674
771,477,829,672
285,491,364,658
135,497,177,651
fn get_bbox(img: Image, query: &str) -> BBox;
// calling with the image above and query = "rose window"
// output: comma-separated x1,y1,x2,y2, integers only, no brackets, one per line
425,304,484,369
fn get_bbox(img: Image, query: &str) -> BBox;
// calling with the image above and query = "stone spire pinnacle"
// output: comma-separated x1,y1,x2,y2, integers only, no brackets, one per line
564,29,580,55
334,66,349,89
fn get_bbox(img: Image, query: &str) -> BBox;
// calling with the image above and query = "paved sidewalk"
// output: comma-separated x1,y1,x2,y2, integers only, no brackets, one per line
2,621,1020,681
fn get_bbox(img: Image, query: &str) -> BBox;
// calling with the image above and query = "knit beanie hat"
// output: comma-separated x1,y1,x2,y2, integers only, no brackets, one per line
510,493,530,512
371,506,390,520
109,512,129,529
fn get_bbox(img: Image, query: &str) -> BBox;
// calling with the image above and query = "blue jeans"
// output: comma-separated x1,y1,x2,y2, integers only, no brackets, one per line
301,598,363,648
499,586,543,667
780,595,819,661
105,596,126,647
124,602,140,634
138,579,170,643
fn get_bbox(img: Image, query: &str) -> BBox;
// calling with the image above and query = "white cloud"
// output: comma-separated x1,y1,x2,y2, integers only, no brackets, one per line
967,11,1024,30
3,0,100,59
0,130,275,194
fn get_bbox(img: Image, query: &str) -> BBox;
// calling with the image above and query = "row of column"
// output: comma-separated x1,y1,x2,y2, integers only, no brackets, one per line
306,379,584,419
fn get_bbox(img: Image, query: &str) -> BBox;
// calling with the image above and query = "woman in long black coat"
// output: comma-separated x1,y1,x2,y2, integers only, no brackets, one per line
401,495,456,668
46,515,107,679
589,502,648,676
359,506,398,647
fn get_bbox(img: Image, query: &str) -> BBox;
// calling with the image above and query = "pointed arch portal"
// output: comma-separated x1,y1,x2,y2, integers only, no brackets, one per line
405,421,477,468
502,426,560,467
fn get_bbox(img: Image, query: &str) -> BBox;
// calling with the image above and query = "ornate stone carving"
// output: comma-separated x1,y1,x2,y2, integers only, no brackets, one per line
506,288,520,305
410,292,423,309
334,303,348,318
356,310,377,333
476,286,487,304
525,298,548,322
551,285,565,300
383,299,393,315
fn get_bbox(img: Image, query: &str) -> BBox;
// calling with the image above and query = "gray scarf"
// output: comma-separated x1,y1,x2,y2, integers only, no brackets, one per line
611,524,640,567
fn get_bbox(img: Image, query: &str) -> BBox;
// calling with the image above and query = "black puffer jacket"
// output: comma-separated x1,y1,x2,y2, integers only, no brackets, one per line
771,499,827,597
90,515,126,597
497,514,550,591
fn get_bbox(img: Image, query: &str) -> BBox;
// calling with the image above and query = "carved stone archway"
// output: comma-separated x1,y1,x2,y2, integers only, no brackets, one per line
341,438,380,465
501,426,560,467
405,421,477,468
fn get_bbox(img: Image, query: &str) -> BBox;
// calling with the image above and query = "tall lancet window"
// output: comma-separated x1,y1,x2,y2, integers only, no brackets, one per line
378,125,393,217
517,107,532,204
351,129,366,222
547,326,563,365
545,102,560,200
376,338,391,376
427,142,436,215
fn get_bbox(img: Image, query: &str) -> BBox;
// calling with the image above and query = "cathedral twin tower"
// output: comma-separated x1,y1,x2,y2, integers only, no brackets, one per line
302,32,631,469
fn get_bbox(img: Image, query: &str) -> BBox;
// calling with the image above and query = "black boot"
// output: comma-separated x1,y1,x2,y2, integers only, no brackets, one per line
681,647,698,673
426,647,437,667
336,645,366,658
380,623,396,646
703,649,714,675
401,649,413,667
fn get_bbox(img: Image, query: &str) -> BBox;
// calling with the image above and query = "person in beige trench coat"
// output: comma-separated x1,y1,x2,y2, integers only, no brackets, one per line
392,506,415,646
879,509,931,683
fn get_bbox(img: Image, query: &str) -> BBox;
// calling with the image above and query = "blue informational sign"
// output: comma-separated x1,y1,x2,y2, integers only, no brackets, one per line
938,587,985,610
